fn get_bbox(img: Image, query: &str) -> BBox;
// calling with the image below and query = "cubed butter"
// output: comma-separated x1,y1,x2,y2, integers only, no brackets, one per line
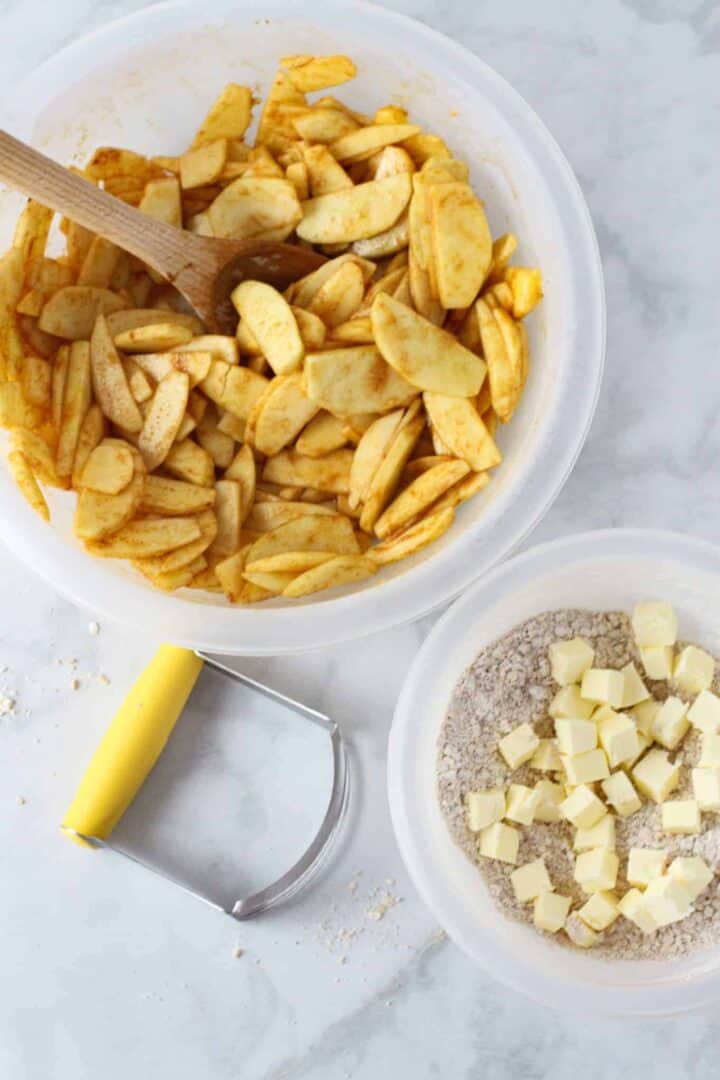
620,731,652,772
621,662,650,708
578,890,619,931
562,748,610,785
565,911,600,948
632,601,678,648
627,847,667,888
700,732,720,767
505,783,542,826
574,847,619,893
548,637,594,686
601,771,642,817
498,723,539,769
618,888,659,934
640,646,674,681
652,696,690,750
555,718,597,756
533,890,571,933
479,821,519,863
533,779,565,823
466,788,506,831
559,783,607,829
661,799,701,835
597,710,640,769
510,858,553,902
574,814,616,853
632,748,681,803
688,690,720,734
549,684,595,720
631,699,660,739
668,856,714,900
691,767,720,811
530,738,562,772
643,874,693,926
674,645,715,696
581,668,625,709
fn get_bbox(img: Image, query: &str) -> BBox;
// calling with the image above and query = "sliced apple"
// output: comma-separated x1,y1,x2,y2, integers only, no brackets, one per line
304,345,419,416
371,293,486,397
252,373,318,457
423,391,502,471
374,458,469,539
232,280,304,375
427,181,492,308
296,173,412,244
90,315,143,432
368,507,455,566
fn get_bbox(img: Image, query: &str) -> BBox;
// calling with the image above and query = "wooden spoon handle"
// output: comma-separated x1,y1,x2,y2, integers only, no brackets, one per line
0,129,205,279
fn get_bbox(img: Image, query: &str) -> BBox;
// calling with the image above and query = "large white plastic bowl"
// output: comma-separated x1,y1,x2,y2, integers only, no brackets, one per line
388,529,720,1016
0,0,604,654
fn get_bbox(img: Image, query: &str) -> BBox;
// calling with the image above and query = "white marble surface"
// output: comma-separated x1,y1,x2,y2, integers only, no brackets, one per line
1,0,719,1076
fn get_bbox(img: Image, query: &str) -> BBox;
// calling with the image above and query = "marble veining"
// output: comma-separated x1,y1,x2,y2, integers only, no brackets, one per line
0,0,719,1077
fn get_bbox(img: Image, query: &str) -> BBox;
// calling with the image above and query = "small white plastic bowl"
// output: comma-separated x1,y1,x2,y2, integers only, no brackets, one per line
388,529,720,1016
0,0,604,654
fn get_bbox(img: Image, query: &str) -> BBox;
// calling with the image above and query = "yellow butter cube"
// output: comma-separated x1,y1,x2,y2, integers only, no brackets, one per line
530,738,562,772
548,637,594,686
631,699,660,738
592,704,618,724
652,696,690,750
466,788,506,832
674,645,715,696
533,779,565,822
549,684,595,720
643,875,693,926
618,888,660,933
578,890,619,931
510,858,552,902
621,662,650,708
632,601,678,648
498,723,539,769
533,890,571,933
559,783,606,829
688,690,720,734
574,814,616,853
505,783,542,826
601,771,642,817
597,710,640,768
574,847,619,893
479,821,519,863
640,646,674,680
561,748,610,785
668,856,714,900
632,749,681,803
699,732,720,767
555,718,597,756
627,847,667,887
661,799,701,835
620,731,652,772
565,911,600,948
581,669,625,709
691,767,720,811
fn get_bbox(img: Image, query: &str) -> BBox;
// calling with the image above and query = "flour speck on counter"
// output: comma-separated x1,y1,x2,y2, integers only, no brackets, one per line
0,693,15,717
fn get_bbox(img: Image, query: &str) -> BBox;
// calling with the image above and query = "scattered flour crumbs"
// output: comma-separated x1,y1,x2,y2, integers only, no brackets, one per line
437,610,720,960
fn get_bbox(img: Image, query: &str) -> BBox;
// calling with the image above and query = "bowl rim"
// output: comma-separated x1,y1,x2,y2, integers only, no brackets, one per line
388,527,720,1016
0,0,606,654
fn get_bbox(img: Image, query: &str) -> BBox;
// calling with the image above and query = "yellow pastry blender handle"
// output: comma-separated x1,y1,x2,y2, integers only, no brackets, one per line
62,644,203,847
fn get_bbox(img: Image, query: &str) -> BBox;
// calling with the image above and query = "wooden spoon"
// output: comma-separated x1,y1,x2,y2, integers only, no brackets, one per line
0,129,325,333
